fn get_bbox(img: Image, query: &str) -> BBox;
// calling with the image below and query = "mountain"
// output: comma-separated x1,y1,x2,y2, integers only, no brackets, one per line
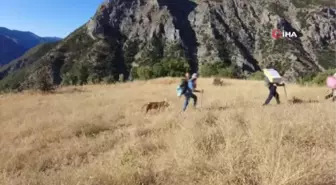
0,35,27,66
0,0,335,90
0,27,62,66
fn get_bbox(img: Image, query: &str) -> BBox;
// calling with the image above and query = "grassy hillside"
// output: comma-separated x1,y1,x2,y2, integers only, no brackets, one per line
0,42,58,90
0,78,335,185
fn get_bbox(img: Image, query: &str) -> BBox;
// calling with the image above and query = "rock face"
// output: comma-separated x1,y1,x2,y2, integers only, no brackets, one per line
1,0,335,89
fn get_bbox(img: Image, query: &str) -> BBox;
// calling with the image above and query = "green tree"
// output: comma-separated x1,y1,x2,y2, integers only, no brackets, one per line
77,64,89,85
123,40,139,70
35,69,55,93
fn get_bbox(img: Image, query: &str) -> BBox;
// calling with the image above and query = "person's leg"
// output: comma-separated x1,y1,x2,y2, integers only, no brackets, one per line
274,87,280,104
191,93,198,107
183,94,191,111
263,86,275,105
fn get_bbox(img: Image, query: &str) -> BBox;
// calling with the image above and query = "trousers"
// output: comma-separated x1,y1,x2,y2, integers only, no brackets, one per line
183,93,197,111
264,85,280,105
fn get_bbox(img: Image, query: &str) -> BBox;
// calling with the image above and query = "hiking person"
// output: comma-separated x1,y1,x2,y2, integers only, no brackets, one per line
325,73,336,102
263,77,285,106
182,73,203,111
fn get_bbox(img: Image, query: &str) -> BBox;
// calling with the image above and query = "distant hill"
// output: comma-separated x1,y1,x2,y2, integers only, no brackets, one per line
0,27,61,66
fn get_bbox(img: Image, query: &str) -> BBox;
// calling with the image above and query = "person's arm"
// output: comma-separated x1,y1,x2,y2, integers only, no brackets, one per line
276,82,285,86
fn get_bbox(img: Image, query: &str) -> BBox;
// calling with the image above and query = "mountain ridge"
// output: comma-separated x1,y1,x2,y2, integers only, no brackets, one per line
0,27,62,66
0,0,335,90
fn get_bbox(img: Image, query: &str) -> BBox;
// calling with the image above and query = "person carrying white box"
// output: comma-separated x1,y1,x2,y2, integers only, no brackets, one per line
262,69,286,106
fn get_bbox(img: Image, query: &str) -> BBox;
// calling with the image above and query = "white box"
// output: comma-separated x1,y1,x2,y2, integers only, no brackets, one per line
263,68,282,83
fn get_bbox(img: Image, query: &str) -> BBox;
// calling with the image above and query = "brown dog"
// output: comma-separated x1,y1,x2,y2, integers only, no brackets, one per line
213,78,224,86
142,101,170,113
288,96,319,104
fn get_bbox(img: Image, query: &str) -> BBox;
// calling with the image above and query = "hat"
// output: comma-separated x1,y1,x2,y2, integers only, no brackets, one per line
191,73,198,79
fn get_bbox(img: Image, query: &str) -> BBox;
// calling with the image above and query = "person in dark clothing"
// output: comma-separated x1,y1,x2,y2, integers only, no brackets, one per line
263,77,285,106
182,73,203,111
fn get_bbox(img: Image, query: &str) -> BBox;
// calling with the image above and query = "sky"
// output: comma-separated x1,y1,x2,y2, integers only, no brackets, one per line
0,0,104,38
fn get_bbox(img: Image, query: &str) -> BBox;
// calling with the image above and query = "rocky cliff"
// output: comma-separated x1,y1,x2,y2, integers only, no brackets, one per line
0,0,335,89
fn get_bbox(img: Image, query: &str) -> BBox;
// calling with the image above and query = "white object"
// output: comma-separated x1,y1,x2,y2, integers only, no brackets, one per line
263,68,282,83
176,86,183,96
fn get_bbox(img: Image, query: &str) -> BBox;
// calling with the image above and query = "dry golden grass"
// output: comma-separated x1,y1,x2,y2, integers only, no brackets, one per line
0,78,335,185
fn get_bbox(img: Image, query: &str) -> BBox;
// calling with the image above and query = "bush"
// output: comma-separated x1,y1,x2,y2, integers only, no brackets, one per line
119,74,124,82
248,71,265,81
199,62,230,77
103,75,115,84
130,67,139,80
133,58,189,80
61,72,78,85
312,69,336,85
88,74,101,84
200,63,217,77
76,64,89,85
200,63,240,79
35,70,55,93
152,63,166,78
161,58,190,77
137,67,153,80
217,67,237,78
298,69,336,86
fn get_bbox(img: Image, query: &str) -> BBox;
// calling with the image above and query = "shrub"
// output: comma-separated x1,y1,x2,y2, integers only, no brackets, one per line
35,70,55,93
312,69,336,85
119,74,124,82
103,75,115,84
297,69,336,86
61,72,78,85
88,74,101,84
152,63,166,78
161,58,190,77
199,62,230,77
133,58,189,80
130,67,139,80
200,63,217,77
248,71,265,81
217,67,237,78
76,64,89,85
137,67,153,80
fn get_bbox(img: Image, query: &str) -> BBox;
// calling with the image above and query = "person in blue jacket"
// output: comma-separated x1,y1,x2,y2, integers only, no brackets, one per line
182,73,203,111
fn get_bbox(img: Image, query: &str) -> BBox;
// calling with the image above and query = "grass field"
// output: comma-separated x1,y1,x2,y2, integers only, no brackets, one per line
0,78,335,185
